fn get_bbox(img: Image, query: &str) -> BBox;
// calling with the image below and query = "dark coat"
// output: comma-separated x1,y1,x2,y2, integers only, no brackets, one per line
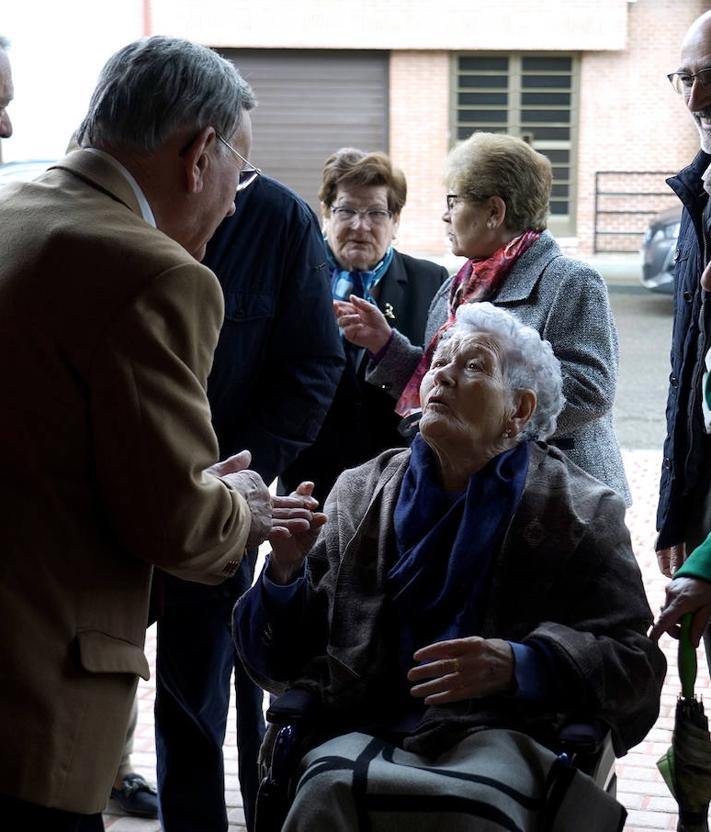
157,175,345,607
235,443,665,757
657,150,711,548
280,251,448,502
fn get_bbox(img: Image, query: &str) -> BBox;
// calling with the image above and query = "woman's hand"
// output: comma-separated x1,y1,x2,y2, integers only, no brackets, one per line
650,576,711,646
333,295,392,354
407,637,515,704
267,481,327,585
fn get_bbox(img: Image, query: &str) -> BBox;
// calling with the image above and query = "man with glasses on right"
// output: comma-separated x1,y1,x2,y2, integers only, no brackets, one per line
656,10,711,655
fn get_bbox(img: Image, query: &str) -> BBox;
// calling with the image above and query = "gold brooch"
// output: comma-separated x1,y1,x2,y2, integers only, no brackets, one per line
384,303,395,320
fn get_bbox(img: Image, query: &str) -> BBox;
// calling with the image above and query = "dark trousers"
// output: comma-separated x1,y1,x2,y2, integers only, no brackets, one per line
0,793,104,831
154,552,265,832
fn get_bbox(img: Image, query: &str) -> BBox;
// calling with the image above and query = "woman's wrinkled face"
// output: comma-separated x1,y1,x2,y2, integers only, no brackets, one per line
442,192,499,260
419,331,512,450
324,184,399,271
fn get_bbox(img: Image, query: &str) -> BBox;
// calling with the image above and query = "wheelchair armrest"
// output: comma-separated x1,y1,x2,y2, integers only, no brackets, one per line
256,690,320,832
266,687,319,726
556,720,609,756
555,719,617,795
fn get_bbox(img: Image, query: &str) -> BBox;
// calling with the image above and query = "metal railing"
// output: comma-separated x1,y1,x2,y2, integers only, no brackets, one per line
594,171,678,253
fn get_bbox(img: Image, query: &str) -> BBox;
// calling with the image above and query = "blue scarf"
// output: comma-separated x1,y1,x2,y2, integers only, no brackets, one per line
388,435,530,661
327,244,394,304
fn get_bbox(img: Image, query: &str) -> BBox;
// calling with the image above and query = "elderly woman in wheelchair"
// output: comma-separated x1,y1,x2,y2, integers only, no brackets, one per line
234,302,665,832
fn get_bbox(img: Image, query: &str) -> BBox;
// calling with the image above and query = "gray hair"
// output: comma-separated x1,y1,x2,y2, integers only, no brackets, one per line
76,36,255,153
445,302,564,441
445,133,552,233
0,36,9,51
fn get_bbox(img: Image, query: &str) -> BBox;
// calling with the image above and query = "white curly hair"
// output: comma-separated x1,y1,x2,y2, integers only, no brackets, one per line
441,302,564,441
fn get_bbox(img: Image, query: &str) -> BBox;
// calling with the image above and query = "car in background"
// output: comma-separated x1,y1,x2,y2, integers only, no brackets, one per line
0,159,54,185
640,206,682,295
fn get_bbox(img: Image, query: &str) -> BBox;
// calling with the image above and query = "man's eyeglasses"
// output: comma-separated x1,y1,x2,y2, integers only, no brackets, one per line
216,133,261,191
667,68,711,96
331,206,393,226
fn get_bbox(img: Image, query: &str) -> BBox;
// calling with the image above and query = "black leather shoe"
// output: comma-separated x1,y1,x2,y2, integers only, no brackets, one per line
108,772,159,819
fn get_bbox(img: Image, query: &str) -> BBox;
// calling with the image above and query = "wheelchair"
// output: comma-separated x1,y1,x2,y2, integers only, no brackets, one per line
253,687,618,832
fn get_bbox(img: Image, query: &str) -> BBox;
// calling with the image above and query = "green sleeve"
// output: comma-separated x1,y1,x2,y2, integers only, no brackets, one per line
676,535,711,581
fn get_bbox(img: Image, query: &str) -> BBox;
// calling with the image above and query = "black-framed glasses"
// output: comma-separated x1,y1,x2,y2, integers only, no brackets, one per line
445,193,461,212
331,206,393,226
667,68,711,96
216,133,261,191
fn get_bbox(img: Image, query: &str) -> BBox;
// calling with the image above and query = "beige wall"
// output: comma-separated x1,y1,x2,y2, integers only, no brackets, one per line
152,0,629,50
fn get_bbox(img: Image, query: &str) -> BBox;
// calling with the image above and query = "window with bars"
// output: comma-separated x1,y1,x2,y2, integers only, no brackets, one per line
453,54,578,236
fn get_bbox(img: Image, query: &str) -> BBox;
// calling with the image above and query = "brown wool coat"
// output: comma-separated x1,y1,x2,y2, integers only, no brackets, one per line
0,151,251,812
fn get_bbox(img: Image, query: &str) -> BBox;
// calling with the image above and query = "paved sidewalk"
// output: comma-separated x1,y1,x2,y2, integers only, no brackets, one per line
104,449,694,831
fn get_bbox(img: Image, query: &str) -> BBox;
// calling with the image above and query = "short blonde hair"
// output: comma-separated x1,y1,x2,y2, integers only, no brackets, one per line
445,133,552,233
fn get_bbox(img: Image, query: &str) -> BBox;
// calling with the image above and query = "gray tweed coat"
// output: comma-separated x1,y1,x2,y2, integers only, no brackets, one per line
235,444,664,757
367,231,631,504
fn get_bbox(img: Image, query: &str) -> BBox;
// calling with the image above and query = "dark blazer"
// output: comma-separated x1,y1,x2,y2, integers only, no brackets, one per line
280,251,449,502
657,150,711,548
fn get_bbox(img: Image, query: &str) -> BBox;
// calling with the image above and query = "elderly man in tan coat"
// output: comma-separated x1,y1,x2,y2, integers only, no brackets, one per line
0,36,314,831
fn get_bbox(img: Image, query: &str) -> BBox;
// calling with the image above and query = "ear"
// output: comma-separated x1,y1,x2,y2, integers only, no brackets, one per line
508,388,537,436
488,195,507,228
180,126,217,195
391,212,401,240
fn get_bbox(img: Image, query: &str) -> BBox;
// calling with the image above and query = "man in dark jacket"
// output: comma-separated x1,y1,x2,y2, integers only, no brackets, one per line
657,11,711,594
151,174,344,832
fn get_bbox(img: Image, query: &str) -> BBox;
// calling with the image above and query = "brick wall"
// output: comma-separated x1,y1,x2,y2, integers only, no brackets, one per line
575,0,706,254
389,52,451,255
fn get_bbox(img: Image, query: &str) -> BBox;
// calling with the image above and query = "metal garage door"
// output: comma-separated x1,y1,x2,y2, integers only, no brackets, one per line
219,49,389,213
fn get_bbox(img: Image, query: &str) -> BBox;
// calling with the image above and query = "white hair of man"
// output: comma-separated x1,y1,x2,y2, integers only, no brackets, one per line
447,302,564,441
76,36,255,153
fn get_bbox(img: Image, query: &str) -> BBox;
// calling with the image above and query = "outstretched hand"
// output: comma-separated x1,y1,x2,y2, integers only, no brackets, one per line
333,295,392,353
407,636,514,704
268,481,327,584
650,576,711,645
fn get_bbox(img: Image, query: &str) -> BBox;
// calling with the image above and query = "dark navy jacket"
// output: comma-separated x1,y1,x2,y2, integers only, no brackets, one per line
658,150,711,548
156,175,344,607
205,175,344,486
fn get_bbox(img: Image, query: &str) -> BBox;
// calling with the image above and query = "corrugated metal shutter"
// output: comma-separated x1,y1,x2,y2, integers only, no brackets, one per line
453,53,579,236
219,49,389,213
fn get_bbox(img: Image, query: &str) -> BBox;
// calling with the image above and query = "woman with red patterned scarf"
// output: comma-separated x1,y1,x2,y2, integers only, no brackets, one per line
335,133,630,504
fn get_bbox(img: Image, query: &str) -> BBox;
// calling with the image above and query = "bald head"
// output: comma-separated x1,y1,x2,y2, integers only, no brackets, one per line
679,11,711,152
0,42,13,140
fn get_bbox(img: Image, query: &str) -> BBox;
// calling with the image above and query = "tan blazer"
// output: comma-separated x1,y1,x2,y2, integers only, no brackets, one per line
0,151,251,812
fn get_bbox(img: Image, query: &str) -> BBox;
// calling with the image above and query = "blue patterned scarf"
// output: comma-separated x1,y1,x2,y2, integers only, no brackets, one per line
327,244,394,303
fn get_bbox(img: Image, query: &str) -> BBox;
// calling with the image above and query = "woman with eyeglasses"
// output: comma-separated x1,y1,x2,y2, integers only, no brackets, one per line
337,132,630,504
280,148,448,503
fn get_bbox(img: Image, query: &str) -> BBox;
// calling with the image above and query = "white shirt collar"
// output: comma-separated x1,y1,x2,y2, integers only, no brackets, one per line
84,148,156,227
